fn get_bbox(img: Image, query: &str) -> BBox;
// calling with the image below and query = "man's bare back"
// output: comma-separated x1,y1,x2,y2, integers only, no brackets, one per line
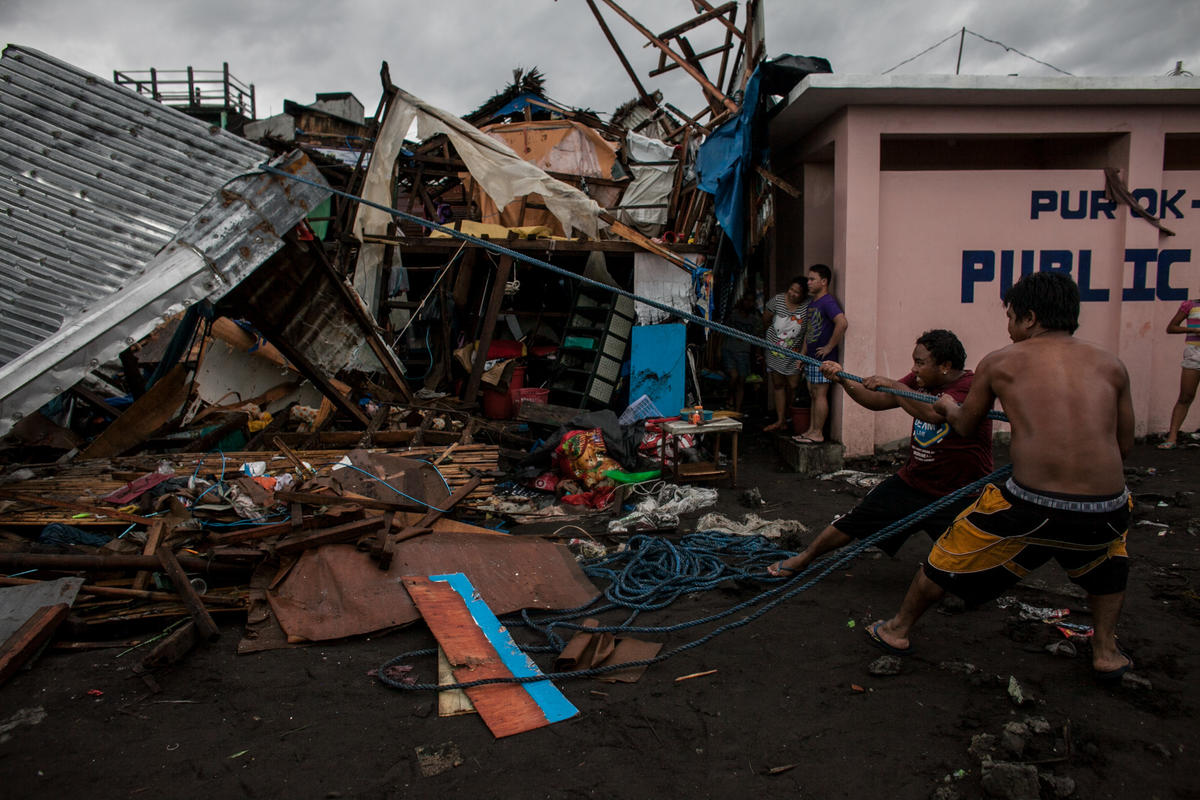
973,332,1133,495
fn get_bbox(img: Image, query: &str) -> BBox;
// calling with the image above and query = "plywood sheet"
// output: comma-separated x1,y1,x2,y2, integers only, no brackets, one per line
268,532,599,642
404,574,576,738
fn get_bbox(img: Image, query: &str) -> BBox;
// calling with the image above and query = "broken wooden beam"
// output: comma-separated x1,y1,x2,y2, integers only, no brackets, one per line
140,620,198,671
0,553,246,575
0,603,70,686
155,548,221,642
274,490,421,513
597,0,738,113
462,254,514,406
0,491,157,525
0,576,244,607
585,0,653,104
756,164,802,198
275,514,394,556
373,475,483,570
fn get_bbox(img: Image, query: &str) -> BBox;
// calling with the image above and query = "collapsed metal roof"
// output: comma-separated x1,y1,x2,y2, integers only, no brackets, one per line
0,45,331,438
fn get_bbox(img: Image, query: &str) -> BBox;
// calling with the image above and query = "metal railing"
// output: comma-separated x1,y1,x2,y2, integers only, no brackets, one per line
112,63,256,120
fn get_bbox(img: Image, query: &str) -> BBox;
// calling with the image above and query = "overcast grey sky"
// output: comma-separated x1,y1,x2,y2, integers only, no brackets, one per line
4,0,1198,121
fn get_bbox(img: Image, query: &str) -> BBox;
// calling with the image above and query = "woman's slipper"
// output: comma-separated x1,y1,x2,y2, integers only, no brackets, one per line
763,421,785,432
1157,441,1177,450
792,434,821,444
866,620,912,656
767,561,798,578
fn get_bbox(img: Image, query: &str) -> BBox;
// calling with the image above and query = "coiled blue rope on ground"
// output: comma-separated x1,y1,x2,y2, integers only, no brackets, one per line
375,464,1013,692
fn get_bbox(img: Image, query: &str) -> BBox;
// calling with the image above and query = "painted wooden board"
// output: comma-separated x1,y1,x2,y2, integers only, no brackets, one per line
403,574,577,737
431,572,577,724
631,323,686,416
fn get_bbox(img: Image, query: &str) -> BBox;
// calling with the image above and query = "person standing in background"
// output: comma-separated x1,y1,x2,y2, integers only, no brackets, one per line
762,277,810,432
1158,296,1200,449
795,264,847,443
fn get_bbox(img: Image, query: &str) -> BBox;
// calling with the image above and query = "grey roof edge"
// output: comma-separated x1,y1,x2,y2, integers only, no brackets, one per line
771,73,1200,145
791,72,1200,100
0,151,330,438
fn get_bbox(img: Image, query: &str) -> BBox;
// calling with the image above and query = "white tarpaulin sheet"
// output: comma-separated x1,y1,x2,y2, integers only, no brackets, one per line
353,88,606,312
633,252,691,325
617,132,676,235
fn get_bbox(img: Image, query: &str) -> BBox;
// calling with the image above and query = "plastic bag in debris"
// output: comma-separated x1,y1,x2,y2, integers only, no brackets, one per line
555,428,621,489
818,469,887,488
995,596,1071,621
631,482,718,516
695,512,807,539
608,509,679,534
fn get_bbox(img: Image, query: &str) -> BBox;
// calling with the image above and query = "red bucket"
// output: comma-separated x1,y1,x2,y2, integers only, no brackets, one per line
513,387,549,407
482,366,526,419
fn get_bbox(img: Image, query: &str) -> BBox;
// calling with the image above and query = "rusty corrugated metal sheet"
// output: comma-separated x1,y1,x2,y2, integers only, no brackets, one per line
0,45,331,438
0,44,269,366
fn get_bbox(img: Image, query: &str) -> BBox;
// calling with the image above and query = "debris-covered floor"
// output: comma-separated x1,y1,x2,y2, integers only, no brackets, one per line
1,433,1196,800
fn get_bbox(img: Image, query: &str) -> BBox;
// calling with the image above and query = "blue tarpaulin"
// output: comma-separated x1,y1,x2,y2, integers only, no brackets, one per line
695,69,764,264
695,55,832,263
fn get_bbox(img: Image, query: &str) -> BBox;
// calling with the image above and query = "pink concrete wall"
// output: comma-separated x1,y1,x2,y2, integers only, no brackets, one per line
863,168,1200,451
790,105,1200,455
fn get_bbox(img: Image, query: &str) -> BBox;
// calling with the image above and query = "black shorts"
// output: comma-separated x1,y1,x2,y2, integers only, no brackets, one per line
832,474,979,557
923,480,1131,606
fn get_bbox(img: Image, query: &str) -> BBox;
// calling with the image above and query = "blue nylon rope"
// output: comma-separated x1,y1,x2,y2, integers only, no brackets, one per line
257,165,1008,423
375,464,1012,692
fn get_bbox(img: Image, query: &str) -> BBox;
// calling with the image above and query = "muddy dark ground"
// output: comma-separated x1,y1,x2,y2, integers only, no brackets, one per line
1,428,1198,800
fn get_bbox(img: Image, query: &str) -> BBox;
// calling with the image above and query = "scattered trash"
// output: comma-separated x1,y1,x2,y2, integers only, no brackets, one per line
694,512,805,539
1122,672,1153,690
1053,622,1094,639
995,596,1071,621
1007,676,1029,706
415,741,464,777
868,655,902,676
817,469,887,488
1044,640,1077,658
739,487,765,508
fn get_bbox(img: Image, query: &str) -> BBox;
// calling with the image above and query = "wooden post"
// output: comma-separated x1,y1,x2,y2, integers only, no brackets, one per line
597,0,738,113
155,548,221,642
132,520,165,592
585,0,653,104
462,255,513,406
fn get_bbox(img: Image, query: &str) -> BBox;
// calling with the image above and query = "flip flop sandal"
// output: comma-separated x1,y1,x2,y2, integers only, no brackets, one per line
866,620,912,656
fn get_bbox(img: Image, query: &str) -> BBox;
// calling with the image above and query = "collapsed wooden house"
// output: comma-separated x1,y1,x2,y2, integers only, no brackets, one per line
0,2,834,674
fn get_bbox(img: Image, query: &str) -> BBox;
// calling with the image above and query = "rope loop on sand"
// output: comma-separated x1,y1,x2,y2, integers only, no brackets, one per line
375,465,1013,692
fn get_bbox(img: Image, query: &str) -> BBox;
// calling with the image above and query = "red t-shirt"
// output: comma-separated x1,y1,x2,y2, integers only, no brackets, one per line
896,370,993,496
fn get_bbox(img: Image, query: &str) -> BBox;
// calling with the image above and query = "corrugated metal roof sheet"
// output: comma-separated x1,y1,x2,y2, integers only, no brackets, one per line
0,44,269,366
0,45,331,438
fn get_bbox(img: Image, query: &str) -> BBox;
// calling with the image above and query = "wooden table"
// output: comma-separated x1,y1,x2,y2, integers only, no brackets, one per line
659,417,743,487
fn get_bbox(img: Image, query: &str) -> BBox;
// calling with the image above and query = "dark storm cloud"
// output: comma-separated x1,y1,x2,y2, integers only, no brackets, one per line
4,0,1198,122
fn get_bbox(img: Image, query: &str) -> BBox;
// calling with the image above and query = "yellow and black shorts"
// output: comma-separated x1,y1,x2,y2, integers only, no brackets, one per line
923,479,1131,606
